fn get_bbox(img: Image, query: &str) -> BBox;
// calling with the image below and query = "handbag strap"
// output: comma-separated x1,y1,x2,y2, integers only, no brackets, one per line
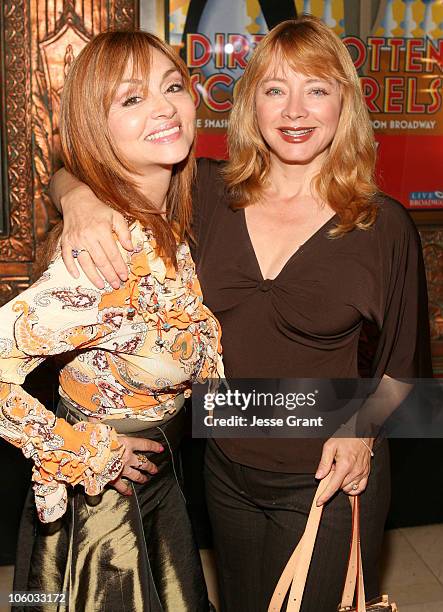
268,473,366,612
268,472,331,612
340,496,366,611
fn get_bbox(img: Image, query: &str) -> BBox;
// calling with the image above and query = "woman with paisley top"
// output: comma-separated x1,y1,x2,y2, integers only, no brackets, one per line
51,16,432,612
0,32,222,611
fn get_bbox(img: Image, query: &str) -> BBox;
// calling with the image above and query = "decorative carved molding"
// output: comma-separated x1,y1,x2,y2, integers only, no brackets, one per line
0,277,31,304
0,0,33,261
112,0,138,29
420,229,443,344
32,2,92,243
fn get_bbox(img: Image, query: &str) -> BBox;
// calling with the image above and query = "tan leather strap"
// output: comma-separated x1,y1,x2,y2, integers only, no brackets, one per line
267,534,303,611
340,496,366,611
268,475,367,612
268,472,333,612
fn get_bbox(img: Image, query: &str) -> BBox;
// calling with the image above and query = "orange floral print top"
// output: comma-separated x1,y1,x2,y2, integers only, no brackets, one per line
0,222,223,523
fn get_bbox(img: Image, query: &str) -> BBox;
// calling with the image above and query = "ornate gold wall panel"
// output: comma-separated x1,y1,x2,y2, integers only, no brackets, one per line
420,228,443,375
0,0,138,303
1,0,33,265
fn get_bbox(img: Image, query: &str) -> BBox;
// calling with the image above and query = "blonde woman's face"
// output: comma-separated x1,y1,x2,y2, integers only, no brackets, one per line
107,48,195,173
255,62,341,167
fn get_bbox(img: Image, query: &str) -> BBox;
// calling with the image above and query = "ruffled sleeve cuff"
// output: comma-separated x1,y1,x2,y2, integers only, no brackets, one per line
30,422,124,523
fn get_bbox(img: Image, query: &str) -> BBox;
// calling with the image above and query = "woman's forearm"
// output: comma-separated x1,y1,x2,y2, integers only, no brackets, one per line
49,167,87,212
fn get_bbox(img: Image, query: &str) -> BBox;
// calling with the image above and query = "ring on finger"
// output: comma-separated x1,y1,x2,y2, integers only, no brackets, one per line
71,248,88,259
351,483,359,491
120,478,132,490
134,452,147,470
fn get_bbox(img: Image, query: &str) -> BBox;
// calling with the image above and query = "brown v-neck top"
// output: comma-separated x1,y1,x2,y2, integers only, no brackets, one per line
192,159,432,473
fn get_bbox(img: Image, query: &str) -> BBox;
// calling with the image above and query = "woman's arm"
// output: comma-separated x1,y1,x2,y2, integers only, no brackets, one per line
1,378,124,522
314,374,412,505
50,168,133,288
315,201,433,505
49,167,87,210
0,248,163,522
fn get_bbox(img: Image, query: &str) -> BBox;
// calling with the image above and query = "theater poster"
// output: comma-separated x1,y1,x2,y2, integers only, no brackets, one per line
165,0,443,210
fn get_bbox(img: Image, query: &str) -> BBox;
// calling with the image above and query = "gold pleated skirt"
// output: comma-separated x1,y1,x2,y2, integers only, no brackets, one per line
13,402,209,612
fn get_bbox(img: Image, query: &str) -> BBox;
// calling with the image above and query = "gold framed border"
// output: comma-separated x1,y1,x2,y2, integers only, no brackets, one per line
0,0,138,304
0,0,33,263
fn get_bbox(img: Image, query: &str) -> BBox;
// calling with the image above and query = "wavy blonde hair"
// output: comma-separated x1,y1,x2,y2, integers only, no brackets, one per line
57,30,195,266
224,16,378,235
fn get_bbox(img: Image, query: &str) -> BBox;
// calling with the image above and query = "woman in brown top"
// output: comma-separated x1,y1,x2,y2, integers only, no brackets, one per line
51,17,431,612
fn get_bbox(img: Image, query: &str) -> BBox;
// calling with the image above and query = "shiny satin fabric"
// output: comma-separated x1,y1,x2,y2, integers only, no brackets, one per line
13,402,208,612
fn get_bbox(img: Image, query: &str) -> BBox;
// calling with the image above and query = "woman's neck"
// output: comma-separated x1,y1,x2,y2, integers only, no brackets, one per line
265,152,326,201
134,164,173,212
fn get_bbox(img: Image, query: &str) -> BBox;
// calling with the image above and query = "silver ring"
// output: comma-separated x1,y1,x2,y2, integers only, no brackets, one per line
71,248,88,259
351,483,359,491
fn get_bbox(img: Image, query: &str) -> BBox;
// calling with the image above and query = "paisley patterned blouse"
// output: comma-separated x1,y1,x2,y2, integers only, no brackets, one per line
0,221,223,522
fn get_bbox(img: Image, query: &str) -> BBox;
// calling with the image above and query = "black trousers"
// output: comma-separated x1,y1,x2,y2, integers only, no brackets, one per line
204,439,390,612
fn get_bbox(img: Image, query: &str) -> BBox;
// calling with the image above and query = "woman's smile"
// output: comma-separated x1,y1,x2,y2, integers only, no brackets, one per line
277,126,316,143
145,121,182,143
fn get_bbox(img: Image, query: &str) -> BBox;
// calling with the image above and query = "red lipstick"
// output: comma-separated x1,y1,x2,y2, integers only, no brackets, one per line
277,127,316,144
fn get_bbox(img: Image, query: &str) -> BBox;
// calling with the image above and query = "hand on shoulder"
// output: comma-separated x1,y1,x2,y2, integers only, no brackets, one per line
60,186,133,289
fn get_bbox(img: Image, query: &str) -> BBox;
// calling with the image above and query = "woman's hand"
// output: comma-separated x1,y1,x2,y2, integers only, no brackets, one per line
314,437,374,506
59,183,133,290
112,435,164,496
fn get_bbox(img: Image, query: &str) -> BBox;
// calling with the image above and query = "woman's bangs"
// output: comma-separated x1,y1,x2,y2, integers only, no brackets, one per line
127,39,153,99
131,38,190,96
277,37,344,84
99,46,133,111
102,37,153,111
